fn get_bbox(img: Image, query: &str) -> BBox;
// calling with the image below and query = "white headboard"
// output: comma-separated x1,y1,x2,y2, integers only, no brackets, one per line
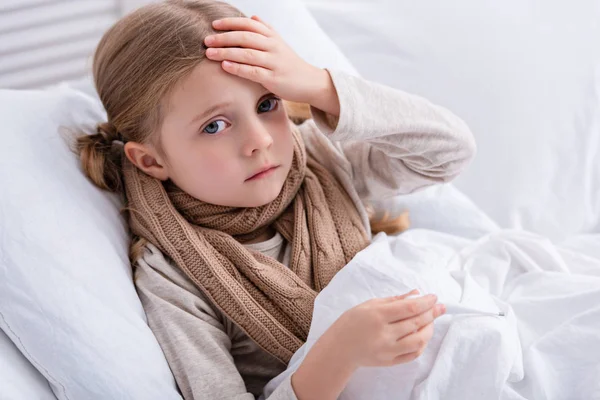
0,0,125,89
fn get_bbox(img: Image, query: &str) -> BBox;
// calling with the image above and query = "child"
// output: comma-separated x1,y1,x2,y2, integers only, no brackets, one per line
77,1,475,399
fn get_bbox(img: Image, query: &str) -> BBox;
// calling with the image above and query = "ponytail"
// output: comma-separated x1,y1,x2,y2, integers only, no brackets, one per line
75,121,150,262
76,122,124,193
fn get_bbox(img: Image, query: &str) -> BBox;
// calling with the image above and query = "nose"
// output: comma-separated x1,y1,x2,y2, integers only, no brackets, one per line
242,118,273,157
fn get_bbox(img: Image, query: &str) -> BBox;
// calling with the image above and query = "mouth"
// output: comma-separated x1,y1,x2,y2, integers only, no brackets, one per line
245,164,279,182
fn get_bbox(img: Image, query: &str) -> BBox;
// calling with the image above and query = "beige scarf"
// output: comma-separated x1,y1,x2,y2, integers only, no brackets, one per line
123,127,369,363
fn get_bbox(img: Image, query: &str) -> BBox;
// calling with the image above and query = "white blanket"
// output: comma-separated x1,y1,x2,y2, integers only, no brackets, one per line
264,229,600,400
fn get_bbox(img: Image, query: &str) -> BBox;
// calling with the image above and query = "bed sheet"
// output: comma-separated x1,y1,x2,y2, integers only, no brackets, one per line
264,219,600,399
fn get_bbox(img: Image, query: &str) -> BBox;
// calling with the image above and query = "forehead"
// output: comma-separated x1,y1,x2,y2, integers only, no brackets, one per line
166,61,264,114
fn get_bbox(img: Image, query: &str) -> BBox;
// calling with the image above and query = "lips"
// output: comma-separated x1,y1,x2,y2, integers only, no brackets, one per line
245,164,278,181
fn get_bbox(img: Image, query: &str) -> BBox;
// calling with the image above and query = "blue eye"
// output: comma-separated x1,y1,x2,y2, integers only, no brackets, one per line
203,120,227,134
257,98,278,113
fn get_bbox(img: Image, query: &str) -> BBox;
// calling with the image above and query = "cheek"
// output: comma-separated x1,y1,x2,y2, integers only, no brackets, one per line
278,128,295,163
170,144,239,193
269,118,295,156
192,150,236,181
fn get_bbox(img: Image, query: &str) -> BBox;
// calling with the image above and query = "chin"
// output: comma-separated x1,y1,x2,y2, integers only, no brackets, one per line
244,192,280,208
242,183,283,208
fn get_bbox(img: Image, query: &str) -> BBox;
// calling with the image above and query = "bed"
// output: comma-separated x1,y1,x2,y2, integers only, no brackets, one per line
1,1,599,399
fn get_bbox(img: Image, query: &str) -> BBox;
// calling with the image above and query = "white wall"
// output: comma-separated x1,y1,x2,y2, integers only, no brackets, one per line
0,0,121,89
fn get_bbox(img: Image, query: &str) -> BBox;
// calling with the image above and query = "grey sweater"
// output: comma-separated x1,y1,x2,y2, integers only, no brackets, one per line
134,70,476,400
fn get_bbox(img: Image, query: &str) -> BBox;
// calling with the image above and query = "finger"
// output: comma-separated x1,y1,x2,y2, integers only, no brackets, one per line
393,322,434,355
204,31,272,51
212,17,272,36
206,48,273,69
251,15,275,30
390,349,424,365
391,303,444,339
380,289,420,303
221,60,272,84
382,294,437,322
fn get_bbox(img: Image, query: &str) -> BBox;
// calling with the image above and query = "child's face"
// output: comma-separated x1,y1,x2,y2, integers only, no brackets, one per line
158,61,295,207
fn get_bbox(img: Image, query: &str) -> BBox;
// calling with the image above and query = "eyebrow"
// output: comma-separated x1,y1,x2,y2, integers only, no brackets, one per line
187,91,276,128
188,101,232,127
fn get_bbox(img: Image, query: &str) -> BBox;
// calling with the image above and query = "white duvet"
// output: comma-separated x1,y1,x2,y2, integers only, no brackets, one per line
264,228,600,400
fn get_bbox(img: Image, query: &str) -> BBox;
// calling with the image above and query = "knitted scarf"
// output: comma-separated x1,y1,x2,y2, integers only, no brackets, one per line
123,127,369,364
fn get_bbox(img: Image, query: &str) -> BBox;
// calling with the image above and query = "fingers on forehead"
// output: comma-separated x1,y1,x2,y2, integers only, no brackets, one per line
213,17,271,36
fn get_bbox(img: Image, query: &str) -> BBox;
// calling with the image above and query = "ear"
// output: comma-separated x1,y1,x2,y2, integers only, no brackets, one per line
124,141,169,181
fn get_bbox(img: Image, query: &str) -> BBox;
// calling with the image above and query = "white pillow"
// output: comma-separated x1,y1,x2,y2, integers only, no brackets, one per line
305,0,600,241
372,184,500,240
0,329,56,400
0,86,181,400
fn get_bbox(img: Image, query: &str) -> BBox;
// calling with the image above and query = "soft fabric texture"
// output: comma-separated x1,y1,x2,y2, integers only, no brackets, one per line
0,86,182,400
306,0,600,241
0,329,56,400
135,69,477,399
265,230,600,400
123,125,370,364
371,184,500,241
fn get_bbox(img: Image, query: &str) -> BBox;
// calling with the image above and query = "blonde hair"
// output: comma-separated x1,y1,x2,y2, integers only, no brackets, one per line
76,0,408,260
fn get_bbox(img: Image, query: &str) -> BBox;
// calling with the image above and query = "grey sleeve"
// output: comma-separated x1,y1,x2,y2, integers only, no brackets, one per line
135,245,298,400
309,69,477,201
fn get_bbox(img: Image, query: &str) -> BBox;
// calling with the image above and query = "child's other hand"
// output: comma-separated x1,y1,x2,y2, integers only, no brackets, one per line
204,16,331,107
290,289,444,399
330,290,446,368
